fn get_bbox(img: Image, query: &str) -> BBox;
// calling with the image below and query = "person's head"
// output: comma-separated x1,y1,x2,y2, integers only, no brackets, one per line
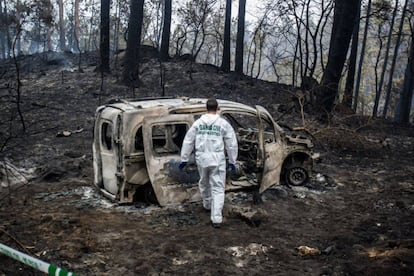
206,98,219,113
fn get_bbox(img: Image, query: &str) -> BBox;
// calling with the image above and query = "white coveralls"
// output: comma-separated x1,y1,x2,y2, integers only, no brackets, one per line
181,113,238,224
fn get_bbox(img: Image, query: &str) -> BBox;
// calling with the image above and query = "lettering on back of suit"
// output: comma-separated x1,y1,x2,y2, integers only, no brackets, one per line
196,124,221,136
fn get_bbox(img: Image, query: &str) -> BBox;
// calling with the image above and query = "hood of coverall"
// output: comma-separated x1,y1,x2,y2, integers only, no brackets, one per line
199,113,220,125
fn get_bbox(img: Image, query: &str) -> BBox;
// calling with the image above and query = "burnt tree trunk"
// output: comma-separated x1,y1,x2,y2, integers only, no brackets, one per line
221,0,231,72
99,0,110,72
235,0,246,75
373,0,399,117
317,0,360,113
58,0,66,51
160,0,172,61
0,0,5,59
394,20,414,124
123,0,145,86
353,0,372,112
383,0,408,118
12,25,25,132
342,0,361,109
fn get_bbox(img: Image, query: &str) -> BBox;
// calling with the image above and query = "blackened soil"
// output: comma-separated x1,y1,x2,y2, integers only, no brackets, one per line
1,52,413,275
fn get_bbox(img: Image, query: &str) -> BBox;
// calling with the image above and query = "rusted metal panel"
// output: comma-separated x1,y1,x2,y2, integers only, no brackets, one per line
142,114,196,206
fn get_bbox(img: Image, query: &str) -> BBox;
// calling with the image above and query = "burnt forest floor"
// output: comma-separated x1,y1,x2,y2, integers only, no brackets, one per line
0,51,414,275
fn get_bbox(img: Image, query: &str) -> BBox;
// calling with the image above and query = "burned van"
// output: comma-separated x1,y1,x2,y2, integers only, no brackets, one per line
92,97,317,206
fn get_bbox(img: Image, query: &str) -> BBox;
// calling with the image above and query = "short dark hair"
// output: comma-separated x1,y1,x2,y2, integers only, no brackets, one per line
206,98,218,112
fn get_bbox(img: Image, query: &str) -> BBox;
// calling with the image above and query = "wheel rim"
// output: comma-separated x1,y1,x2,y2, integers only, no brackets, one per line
287,167,307,186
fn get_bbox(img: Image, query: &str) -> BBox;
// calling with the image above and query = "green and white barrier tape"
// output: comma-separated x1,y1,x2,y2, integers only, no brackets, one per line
0,242,78,276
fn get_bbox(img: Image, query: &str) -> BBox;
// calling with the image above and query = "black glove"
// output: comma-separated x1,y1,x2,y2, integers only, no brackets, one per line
178,161,187,171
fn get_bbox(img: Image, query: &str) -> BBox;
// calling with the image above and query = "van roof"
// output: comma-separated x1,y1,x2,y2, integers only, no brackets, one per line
102,97,256,114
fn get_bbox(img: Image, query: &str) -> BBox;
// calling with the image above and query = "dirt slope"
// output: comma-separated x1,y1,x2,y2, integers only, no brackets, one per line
1,52,414,275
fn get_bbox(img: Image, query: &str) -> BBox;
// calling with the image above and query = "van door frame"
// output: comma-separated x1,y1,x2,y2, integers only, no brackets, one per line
142,114,198,206
96,108,123,199
256,105,284,193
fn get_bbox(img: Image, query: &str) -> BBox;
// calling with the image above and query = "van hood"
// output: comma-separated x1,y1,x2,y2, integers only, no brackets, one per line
286,134,313,148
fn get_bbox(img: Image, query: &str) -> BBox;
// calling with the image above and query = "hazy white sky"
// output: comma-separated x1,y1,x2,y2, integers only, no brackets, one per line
234,0,260,21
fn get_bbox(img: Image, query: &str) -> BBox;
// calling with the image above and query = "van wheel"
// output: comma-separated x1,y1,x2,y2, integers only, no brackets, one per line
144,184,158,204
285,163,308,186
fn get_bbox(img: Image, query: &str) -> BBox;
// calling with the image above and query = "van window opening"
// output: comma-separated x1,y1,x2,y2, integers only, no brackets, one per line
152,123,188,155
262,119,276,143
135,127,144,151
101,122,113,150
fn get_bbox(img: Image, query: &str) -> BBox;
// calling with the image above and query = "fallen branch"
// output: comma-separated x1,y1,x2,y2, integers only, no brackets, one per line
0,228,32,255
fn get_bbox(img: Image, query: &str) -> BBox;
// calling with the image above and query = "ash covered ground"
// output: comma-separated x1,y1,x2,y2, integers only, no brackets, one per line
1,52,414,275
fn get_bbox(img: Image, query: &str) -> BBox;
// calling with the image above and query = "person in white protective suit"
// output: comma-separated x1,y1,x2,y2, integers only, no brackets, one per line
179,98,238,228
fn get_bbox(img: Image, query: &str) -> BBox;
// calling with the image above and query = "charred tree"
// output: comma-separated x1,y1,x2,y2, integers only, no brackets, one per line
353,0,372,112
319,1,335,73
12,24,25,132
221,0,231,72
247,15,266,79
394,19,414,124
160,0,172,61
112,0,121,55
74,0,80,51
123,0,145,86
0,0,6,58
74,0,82,71
235,0,246,75
308,0,333,79
292,0,305,87
317,0,360,113
383,0,408,118
99,0,110,72
58,0,66,51
373,0,399,117
342,0,361,108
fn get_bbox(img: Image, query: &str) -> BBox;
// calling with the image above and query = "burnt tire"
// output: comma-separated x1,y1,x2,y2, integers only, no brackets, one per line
285,164,308,186
144,183,158,204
